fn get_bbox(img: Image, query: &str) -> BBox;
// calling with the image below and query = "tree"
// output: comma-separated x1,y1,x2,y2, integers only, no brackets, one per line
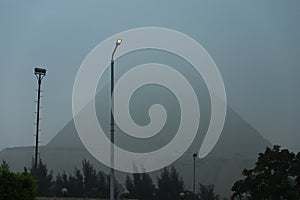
125,172,156,200
81,159,98,197
51,159,111,198
140,172,156,199
292,152,300,192
157,166,185,200
0,162,36,200
1,160,10,169
198,184,219,200
231,145,299,200
68,167,84,197
54,168,88,197
126,175,137,198
53,173,63,196
97,171,109,198
30,158,53,197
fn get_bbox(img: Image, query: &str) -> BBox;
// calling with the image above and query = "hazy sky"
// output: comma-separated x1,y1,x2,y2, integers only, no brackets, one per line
0,1,299,152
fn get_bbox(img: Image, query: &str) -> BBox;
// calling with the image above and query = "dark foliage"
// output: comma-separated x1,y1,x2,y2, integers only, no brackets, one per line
30,157,53,197
198,184,219,200
157,166,185,200
0,161,36,200
51,159,120,198
125,172,155,200
231,145,300,200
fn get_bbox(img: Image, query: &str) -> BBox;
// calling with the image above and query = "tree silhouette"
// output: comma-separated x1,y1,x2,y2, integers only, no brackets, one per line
30,157,53,197
231,145,299,200
198,184,219,200
51,159,112,198
125,172,155,200
81,159,98,197
68,167,84,197
157,166,185,200
53,173,63,196
0,162,36,200
97,171,109,198
125,175,137,198
292,152,300,193
1,160,10,170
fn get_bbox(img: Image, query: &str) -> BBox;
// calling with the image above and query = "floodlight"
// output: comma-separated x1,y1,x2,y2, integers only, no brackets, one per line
34,68,46,75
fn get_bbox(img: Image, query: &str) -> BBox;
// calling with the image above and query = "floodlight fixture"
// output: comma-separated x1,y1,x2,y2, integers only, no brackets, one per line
34,67,46,76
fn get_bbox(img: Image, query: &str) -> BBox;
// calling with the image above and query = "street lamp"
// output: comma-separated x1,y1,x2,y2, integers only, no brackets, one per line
61,187,68,199
179,192,185,200
110,38,122,200
121,188,129,200
117,39,122,45
193,153,197,195
34,67,46,169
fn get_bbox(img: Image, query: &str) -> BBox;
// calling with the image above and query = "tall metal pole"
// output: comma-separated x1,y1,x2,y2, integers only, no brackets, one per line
110,39,122,200
193,153,197,195
34,67,46,169
110,58,115,200
35,75,41,168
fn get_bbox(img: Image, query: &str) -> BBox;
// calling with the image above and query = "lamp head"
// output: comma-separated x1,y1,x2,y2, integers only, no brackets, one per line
179,192,185,199
122,188,129,198
116,38,122,46
34,67,46,76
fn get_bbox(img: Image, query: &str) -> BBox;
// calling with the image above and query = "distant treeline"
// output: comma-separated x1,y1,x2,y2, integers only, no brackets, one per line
27,158,222,200
1,145,299,200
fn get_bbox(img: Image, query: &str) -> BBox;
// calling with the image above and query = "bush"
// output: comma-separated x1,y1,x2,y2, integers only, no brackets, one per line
0,162,36,200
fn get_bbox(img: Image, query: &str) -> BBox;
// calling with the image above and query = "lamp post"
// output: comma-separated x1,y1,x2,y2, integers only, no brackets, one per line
61,187,68,200
110,38,122,200
193,153,197,195
34,67,46,169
